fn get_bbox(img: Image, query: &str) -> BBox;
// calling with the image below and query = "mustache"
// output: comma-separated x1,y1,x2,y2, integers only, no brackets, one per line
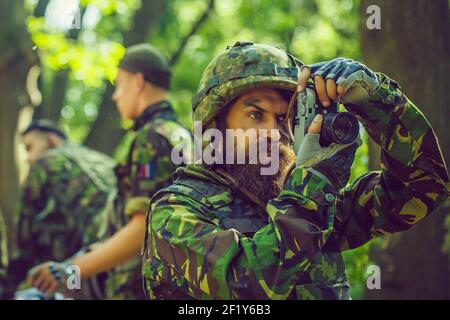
222,142,296,205
236,136,292,164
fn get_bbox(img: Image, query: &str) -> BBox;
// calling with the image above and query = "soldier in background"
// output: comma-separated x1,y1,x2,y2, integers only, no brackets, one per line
1,120,116,298
28,44,191,299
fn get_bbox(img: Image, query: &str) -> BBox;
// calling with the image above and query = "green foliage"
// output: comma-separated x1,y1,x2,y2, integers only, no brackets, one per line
342,242,371,299
26,11,126,87
59,77,106,143
25,0,139,143
443,213,450,260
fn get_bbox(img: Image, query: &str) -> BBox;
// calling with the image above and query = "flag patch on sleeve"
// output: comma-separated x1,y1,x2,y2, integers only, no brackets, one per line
138,162,156,179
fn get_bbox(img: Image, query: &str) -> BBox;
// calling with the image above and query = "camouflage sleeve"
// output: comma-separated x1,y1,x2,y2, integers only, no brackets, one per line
0,209,7,276
334,73,450,250
147,168,337,299
125,129,174,217
15,161,49,270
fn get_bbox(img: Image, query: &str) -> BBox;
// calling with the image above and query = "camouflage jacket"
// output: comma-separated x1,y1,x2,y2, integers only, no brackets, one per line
142,73,450,300
0,208,7,278
107,100,191,300
0,208,8,298
11,143,116,288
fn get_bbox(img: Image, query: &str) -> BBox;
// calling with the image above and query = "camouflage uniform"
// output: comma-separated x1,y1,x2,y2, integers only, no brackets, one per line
0,208,7,279
106,100,191,300
142,42,450,300
8,143,117,292
0,208,7,298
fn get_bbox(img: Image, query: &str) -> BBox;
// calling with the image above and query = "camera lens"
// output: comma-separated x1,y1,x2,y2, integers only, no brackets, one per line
321,112,359,146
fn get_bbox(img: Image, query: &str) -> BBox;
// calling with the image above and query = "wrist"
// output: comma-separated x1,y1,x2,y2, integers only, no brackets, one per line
347,73,403,113
367,72,402,104
280,167,338,206
344,73,405,141
312,154,351,190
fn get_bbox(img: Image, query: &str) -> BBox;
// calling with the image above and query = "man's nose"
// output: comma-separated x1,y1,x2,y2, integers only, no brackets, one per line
266,117,283,135
259,122,281,141
265,128,281,142
263,117,278,131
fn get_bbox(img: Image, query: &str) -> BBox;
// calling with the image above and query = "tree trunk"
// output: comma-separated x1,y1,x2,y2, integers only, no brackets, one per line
84,0,165,155
360,0,450,299
0,1,36,244
33,0,50,17
33,6,86,122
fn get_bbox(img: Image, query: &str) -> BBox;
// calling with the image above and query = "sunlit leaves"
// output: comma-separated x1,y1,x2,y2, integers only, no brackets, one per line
25,0,140,88
79,0,140,16
27,16,125,87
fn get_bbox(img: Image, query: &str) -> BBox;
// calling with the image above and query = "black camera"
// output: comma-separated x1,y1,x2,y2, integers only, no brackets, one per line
289,84,359,153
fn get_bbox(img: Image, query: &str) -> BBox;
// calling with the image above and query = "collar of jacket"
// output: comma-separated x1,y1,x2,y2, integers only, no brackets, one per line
172,164,267,211
173,164,231,187
133,100,175,131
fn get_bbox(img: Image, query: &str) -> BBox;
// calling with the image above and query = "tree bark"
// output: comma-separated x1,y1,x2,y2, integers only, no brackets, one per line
33,6,86,122
169,0,215,66
360,0,450,299
0,1,36,244
33,0,50,17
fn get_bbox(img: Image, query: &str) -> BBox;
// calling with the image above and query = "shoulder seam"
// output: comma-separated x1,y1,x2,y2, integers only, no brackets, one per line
152,181,214,209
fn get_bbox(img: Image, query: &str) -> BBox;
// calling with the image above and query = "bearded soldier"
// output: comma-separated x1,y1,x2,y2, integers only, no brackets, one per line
141,41,449,299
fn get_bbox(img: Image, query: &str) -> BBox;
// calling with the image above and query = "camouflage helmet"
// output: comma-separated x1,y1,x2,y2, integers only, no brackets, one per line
192,41,303,130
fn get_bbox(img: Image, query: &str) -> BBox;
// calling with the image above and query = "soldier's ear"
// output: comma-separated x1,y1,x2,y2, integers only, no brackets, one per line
46,133,62,148
135,72,146,92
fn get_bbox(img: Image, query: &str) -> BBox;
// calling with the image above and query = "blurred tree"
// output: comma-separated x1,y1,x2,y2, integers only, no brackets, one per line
32,1,87,122
33,0,50,16
0,1,37,244
169,0,214,67
25,0,148,147
360,0,450,299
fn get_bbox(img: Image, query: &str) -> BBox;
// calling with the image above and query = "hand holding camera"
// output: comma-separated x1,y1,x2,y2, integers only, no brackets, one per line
299,57,380,106
285,57,378,189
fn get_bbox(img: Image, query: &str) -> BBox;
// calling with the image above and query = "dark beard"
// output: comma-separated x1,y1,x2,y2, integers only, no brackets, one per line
222,143,296,205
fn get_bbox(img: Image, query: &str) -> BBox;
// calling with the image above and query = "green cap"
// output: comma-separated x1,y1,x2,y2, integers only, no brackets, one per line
118,43,171,89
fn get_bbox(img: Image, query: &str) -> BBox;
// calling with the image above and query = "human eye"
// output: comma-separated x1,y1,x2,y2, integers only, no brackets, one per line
277,115,286,123
248,110,263,121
